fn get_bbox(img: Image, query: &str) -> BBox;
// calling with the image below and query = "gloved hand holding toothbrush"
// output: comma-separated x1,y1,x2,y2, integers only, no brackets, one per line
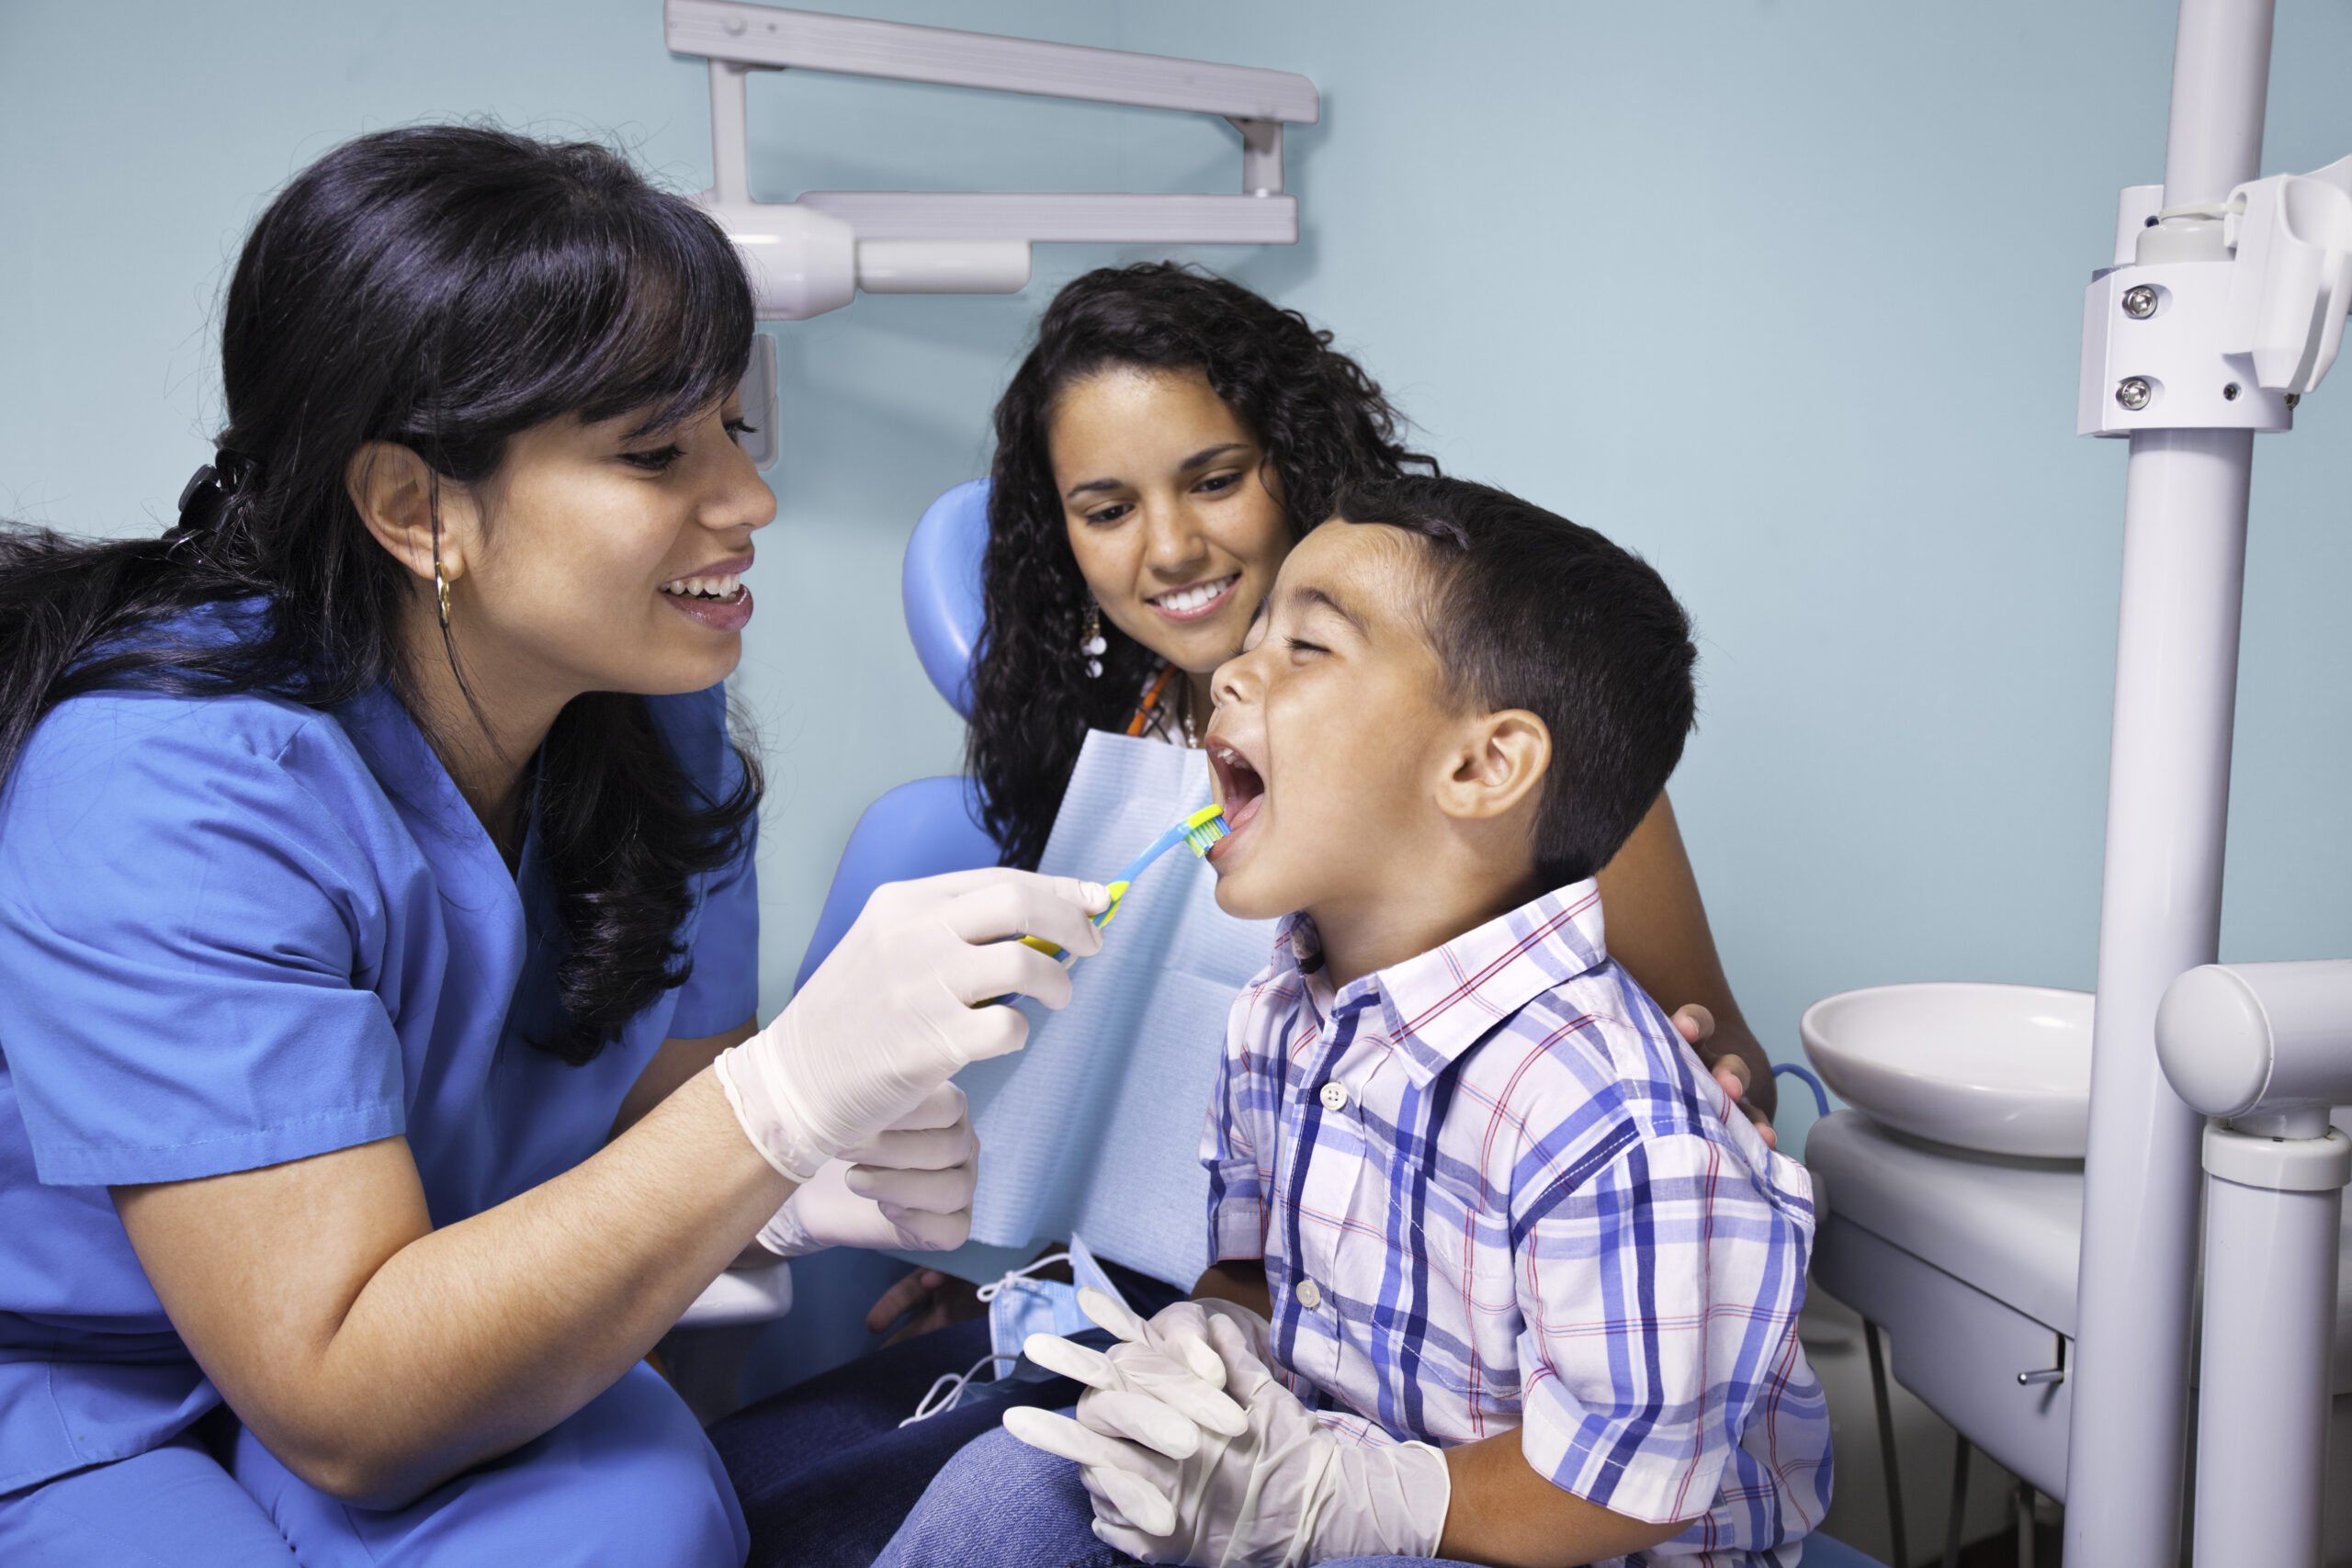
1005,1289,1453,1567
716,869,1109,1184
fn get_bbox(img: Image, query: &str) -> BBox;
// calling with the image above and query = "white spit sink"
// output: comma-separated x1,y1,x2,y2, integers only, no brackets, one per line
1800,982,2094,1159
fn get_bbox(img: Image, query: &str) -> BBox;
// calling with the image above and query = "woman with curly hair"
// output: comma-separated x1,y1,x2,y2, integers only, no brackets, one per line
708,265,1773,1568
966,267,1766,1109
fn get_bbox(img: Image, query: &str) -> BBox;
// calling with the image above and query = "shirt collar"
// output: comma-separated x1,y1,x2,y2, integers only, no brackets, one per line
1273,882,1611,1086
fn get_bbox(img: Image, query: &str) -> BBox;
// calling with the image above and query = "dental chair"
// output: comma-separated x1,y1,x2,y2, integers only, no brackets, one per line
794,479,1001,990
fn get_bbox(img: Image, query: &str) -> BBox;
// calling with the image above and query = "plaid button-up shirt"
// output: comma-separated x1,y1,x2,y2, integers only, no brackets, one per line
1202,883,1831,1566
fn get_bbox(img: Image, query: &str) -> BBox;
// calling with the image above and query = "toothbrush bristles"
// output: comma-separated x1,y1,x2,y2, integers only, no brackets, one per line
1182,813,1230,856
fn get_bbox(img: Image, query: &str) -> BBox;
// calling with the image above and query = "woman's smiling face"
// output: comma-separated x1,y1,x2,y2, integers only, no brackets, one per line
1048,366,1293,678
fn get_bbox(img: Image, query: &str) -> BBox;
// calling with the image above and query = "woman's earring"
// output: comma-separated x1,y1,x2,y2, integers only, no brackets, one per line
1080,599,1106,679
435,562,451,631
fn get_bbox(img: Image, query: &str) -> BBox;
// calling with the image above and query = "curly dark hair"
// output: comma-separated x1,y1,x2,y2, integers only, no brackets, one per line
0,126,761,1066
967,264,1436,869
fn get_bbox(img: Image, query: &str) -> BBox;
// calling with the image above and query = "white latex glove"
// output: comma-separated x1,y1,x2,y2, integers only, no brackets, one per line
755,1084,978,1257
1008,1303,1452,1567
716,869,1106,1181
1017,1289,1252,1481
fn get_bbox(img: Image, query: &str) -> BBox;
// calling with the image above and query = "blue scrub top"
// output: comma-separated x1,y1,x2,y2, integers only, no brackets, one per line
0,611,760,1494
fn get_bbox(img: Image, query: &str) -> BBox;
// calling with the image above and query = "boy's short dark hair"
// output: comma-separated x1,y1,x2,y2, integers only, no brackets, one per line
1334,475,1697,889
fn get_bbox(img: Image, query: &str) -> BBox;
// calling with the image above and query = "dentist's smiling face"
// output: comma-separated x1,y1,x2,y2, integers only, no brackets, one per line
1049,366,1292,681
443,397,775,708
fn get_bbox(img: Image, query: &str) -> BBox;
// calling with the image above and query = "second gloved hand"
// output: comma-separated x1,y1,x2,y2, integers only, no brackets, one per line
715,868,1107,1181
755,1083,978,1256
1007,1300,1452,1568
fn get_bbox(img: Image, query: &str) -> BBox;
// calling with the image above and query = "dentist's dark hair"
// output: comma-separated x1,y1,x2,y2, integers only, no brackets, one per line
971,263,1437,871
0,124,762,1065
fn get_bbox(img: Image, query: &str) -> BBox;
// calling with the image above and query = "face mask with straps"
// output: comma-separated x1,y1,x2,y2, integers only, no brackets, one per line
900,1234,1134,1426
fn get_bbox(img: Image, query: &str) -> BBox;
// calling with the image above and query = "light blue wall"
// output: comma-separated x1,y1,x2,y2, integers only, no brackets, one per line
6,1,2348,1152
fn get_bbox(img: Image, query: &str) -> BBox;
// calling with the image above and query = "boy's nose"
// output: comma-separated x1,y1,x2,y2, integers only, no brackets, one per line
1211,646,1259,709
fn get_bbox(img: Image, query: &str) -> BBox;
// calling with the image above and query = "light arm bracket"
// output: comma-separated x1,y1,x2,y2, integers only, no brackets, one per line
663,0,1321,320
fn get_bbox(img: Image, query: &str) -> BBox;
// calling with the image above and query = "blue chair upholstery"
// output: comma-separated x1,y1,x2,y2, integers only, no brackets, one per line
900,478,991,720
794,479,1002,989
749,485,1006,1405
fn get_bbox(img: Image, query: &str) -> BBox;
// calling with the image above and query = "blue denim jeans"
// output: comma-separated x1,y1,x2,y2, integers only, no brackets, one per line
708,1315,1080,1568
874,1418,1473,1568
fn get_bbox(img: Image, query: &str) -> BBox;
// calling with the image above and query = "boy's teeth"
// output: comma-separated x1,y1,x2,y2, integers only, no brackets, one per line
1152,575,1237,614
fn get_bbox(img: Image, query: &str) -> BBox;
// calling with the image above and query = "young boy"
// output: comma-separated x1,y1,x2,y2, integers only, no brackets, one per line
880,476,1827,1568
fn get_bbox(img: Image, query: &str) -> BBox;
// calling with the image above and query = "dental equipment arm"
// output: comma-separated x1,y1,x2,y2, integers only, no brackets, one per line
2154,960,2352,1568
662,0,1319,320
2058,5,2352,1544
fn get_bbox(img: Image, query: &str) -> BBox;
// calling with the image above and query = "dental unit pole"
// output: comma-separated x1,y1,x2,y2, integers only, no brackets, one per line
2064,0,2352,1562
662,0,1319,320
2066,7,2269,1550
2156,962,2352,1568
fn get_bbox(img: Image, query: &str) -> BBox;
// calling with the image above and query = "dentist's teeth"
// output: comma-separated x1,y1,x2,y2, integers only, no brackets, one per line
661,572,743,599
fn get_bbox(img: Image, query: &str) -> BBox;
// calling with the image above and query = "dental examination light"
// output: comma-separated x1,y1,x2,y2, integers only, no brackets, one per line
2063,2,2352,1563
662,0,1320,321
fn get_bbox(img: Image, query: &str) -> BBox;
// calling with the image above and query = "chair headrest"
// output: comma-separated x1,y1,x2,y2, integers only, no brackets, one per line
901,478,991,719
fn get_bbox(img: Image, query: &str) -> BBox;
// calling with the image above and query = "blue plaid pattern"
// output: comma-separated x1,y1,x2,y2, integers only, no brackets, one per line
1202,882,1831,1566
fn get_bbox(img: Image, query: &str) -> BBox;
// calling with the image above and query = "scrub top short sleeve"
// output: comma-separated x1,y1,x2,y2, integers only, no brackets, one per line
0,689,410,1189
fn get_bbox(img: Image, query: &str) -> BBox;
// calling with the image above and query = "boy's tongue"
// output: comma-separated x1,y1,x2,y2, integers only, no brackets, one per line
1207,741,1268,840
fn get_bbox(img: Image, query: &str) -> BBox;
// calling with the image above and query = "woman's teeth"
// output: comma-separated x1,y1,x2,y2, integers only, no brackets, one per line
660,573,743,601
1150,575,1238,615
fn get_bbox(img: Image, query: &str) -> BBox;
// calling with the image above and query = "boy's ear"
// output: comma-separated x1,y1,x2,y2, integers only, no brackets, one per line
346,442,479,588
1435,708,1550,824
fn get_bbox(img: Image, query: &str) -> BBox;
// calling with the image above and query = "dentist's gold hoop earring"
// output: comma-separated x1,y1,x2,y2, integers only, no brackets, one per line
435,562,451,630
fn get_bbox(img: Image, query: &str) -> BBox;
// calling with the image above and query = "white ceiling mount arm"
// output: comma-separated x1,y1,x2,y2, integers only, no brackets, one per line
662,0,1321,320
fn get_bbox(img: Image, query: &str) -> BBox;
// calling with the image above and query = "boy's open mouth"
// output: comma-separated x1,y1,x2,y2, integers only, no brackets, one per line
1205,738,1266,861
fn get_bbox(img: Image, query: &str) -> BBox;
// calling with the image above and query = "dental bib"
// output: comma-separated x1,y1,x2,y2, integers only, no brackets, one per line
949,728,1277,1290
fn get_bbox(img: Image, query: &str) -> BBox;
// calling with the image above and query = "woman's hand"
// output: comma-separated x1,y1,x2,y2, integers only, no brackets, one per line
1672,1004,1777,1149
717,869,1109,1182
865,1269,985,1343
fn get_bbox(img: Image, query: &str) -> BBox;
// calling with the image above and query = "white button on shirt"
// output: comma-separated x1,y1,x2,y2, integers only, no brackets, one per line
1295,1278,1323,1310
1317,1081,1348,1112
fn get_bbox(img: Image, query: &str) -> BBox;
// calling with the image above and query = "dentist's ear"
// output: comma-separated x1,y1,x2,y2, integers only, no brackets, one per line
1435,709,1550,823
346,442,480,591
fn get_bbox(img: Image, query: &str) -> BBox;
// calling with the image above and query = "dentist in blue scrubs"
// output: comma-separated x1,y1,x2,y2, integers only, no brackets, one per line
0,126,1105,1566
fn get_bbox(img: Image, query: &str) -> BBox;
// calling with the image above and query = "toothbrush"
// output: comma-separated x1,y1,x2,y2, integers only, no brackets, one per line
1016,803,1229,965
